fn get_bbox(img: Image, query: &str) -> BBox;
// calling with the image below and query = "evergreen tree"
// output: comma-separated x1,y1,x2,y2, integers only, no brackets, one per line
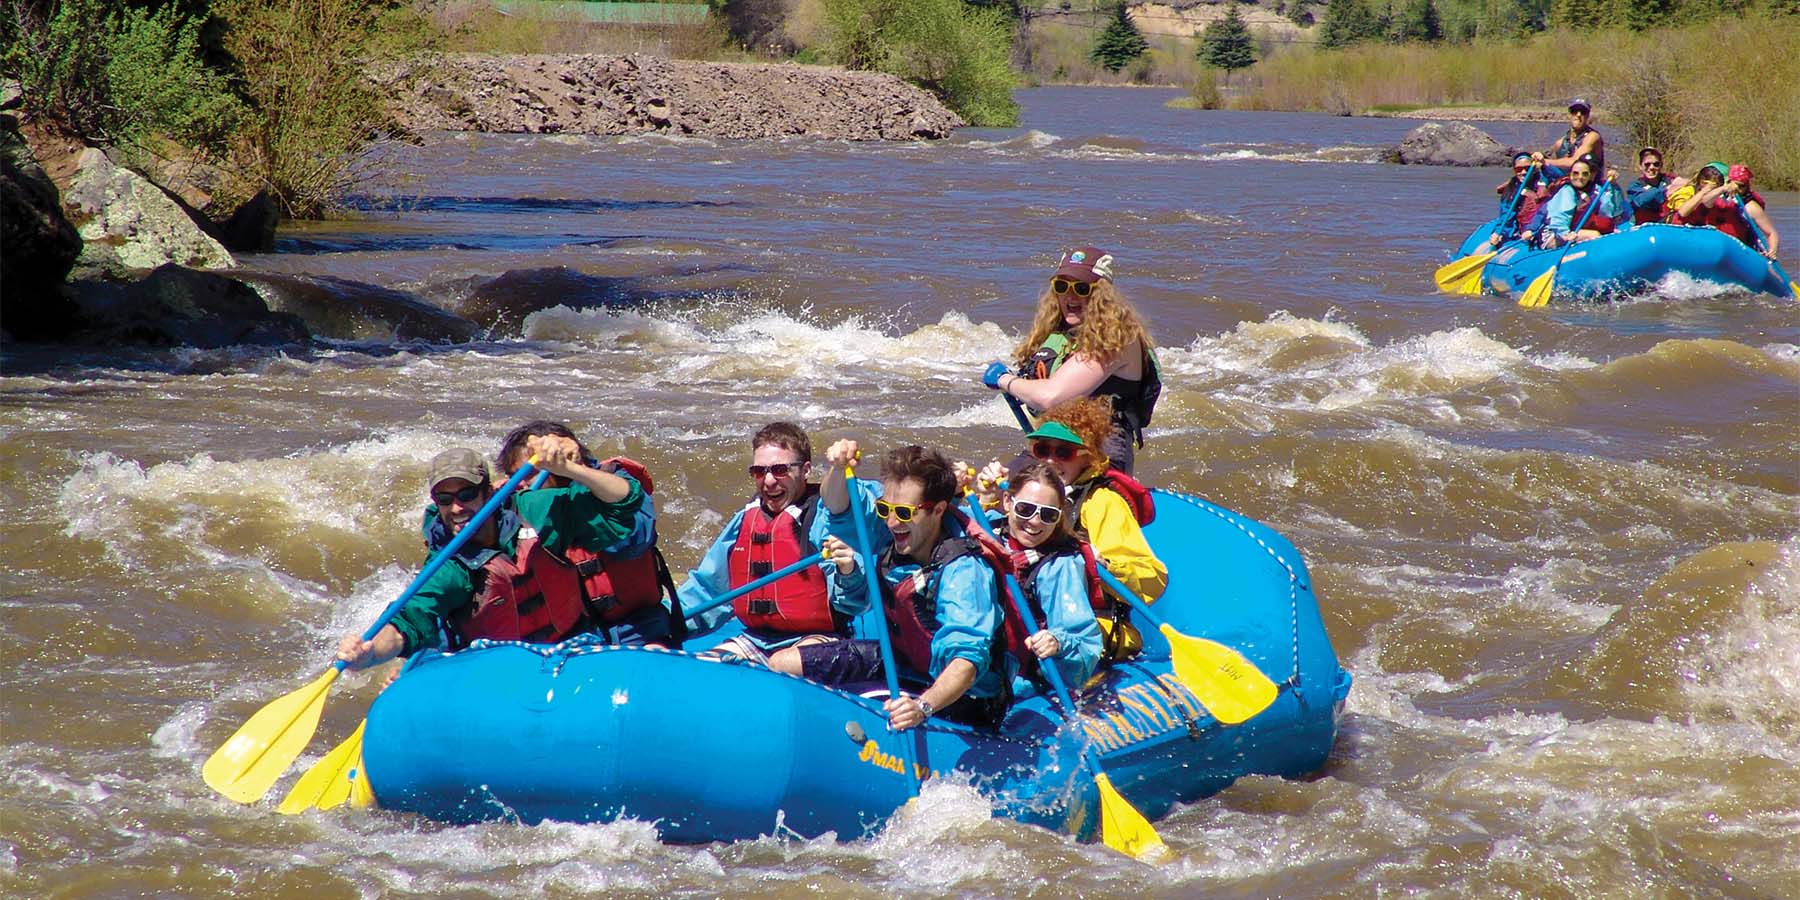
1090,1,1149,73
1552,0,1609,27
1199,3,1257,75
1391,0,1443,39
1320,0,1384,45
1615,0,1672,30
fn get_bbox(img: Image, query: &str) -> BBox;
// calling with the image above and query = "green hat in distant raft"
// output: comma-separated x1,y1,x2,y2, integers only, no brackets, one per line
1703,161,1729,177
1025,421,1086,447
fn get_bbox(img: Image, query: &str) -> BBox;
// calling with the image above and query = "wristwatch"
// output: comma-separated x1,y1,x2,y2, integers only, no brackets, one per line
917,699,935,719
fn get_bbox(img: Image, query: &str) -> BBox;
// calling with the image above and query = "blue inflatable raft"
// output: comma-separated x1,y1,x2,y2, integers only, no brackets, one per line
1453,223,1794,300
360,489,1351,843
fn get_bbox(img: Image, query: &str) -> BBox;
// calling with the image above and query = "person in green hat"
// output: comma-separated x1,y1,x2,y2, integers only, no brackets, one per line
976,396,1167,663
1664,161,1728,223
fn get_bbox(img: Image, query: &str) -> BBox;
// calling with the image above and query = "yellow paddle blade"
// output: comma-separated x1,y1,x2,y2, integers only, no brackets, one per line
1161,624,1279,725
1094,772,1168,862
278,719,366,814
1452,266,1488,295
348,756,376,809
1433,251,1496,292
203,667,339,804
1518,266,1557,308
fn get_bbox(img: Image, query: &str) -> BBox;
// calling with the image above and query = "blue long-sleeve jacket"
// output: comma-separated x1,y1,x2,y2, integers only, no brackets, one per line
1543,182,1626,242
827,480,1005,699
675,493,853,644
982,515,1103,696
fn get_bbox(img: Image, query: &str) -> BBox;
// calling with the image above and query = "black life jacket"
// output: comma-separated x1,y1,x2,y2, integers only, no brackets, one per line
877,509,1012,679
1018,332,1163,446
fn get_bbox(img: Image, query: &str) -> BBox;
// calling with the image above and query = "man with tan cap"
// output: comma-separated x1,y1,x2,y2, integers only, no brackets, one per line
335,433,653,671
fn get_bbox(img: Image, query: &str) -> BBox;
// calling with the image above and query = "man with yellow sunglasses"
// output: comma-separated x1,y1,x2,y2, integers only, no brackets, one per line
774,439,1011,731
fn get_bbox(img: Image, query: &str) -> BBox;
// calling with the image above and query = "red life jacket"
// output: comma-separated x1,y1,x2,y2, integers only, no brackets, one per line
1567,186,1616,236
1000,534,1106,679
452,457,674,645
726,487,838,634
1069,467,1155,526
1514,185,1549,232
1701,192,1762,246
880,509,1011,676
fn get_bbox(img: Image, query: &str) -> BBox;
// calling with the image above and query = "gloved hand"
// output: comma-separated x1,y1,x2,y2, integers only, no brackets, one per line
981,361,1010,390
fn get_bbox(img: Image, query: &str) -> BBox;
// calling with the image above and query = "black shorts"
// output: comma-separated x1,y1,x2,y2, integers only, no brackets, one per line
800,639,1006,730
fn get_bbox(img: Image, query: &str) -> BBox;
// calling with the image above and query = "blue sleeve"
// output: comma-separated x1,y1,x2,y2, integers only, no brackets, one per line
1602,183,1627,219
1628,180,1666,213
928,555,1001,680
1034,555,1103,689
676,507,744,611
825,478,887,615
1543,187,1576,237
804,499,863,616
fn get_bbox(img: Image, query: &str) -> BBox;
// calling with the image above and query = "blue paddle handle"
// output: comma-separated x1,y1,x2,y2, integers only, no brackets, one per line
338,459,540,669
959,494,1081,713
681,553,827,620
529,470,550,490
846,470,919,791
1003,392,1034,433
1498,163,1538,223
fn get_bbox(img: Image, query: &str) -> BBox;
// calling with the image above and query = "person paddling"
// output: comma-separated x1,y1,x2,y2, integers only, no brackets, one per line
677,422,858,670
1533,98,1604,179
797,441,1011,731
981,246,1161,474
335,433,656,673
1540,157,1625,248
983,462,1104,698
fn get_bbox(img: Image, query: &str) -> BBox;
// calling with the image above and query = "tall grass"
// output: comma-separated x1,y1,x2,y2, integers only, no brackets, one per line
1232,16,1800,186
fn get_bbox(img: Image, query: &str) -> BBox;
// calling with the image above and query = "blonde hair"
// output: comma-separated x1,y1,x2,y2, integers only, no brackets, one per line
1012,279,1153,369
1040,397,1115,470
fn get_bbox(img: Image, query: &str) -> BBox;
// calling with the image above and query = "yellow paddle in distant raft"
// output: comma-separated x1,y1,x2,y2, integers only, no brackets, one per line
203,456,541,806
1435,163,1539,295
1519,173,1616,308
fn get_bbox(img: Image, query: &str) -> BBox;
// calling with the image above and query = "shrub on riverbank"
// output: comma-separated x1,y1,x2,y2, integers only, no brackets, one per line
816,0,1020,126
1231,15,1800,187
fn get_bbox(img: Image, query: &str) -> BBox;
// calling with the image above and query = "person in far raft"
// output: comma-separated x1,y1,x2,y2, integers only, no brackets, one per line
980,246,1161,475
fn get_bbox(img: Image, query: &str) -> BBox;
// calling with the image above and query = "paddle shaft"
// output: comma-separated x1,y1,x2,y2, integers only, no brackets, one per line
681,553,829,620
1555,175,1614,256
846,466,920,793
1495,163,1539,231
344,458,539,666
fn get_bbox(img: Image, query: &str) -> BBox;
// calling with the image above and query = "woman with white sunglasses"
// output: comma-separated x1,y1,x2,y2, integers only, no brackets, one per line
988,461,1105,696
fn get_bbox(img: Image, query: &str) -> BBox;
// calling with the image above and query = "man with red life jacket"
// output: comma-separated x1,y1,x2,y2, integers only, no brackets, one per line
1540,157,1626,249
1532,98,1605,180
334,432,658,672
677,422,856,669
1625,147,1681,227
1674,163,1781,259
795,441,1010,731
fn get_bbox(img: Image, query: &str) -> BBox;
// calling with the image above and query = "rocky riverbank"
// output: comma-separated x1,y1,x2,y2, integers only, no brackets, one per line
376,53,965,141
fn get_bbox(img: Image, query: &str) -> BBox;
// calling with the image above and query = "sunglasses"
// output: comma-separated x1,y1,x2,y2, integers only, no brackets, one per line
748,462,805,479
875,499,935,523
1029,440,1080,462
1641,161,1661,169
431,484,485,506
1009,499,1063,525
1050,277,1093,297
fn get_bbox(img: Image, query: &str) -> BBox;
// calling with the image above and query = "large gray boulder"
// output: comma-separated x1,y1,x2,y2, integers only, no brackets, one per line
1397,122,1514,167
1,115,84,338
61,147,235,275
67,264,309,348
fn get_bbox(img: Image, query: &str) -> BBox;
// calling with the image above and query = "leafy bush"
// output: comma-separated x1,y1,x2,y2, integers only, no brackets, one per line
3,0,239,147
214,0,432,218
817,0,1020,126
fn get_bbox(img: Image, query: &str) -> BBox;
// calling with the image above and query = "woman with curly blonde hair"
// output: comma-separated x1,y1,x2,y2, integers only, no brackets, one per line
979,247,1161,474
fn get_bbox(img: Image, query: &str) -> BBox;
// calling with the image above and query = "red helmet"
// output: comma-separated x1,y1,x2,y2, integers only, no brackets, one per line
1727,164,1753,184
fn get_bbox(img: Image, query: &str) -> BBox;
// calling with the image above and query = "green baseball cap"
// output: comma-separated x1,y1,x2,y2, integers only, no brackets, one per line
1703,161,1728,177
1024,421,1086,447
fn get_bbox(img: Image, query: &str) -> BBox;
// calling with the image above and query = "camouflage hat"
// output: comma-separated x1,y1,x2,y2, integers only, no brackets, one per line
426,448,489,491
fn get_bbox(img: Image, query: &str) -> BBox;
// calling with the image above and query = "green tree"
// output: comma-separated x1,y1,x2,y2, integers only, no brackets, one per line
1089,1,1148,73
1614,0,1673,29
1391,0,1444,38
1320,0,1385,45
818,0,1020,126
1552,0,1610,27
1199,4,1257,76
2,0,239,147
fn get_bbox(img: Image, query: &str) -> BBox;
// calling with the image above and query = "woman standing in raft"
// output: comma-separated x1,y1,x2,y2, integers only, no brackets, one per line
981,246,1161,475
